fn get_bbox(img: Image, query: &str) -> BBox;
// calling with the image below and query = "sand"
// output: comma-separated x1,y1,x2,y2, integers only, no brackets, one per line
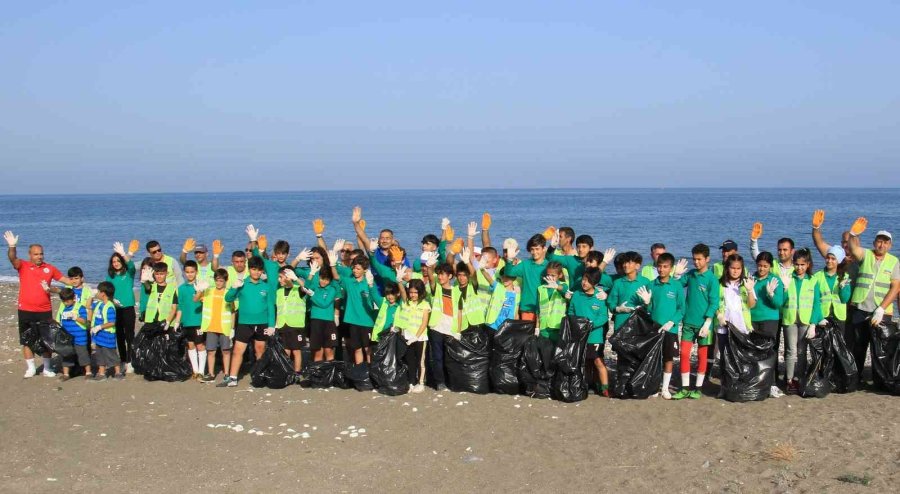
0,284,897,493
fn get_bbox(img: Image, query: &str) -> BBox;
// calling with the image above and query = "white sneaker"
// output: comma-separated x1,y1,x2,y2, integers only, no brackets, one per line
24,367,36,378
126,362,134,373
769,385,784,398
661,389,672,400
42,369,56,377
411,384,424,394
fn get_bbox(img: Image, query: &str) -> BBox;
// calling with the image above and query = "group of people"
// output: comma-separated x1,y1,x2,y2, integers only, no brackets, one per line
6,207,899,399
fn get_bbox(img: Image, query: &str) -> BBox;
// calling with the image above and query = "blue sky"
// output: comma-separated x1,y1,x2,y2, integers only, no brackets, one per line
1,1,898,193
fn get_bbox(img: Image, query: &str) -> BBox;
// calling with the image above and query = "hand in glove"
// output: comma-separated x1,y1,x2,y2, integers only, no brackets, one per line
445,227,455,242
140,266,153,283
460,247,471,265
331,239,345,254
871,306,885,326
194,280,210,292
441,217,450,231
449,239,464,255
850,217,867,236
308,260,321,277
817,318,829,326
113,242,127,257
660,321,674,333
550,229,560,248
542,276,559,290
293,248,312,264
467,221,479,238
231,276,244,289
128,239,140,256
481,212,492,231
766,278,779,298
595,289,608,301
312,218,325,235
616,303,635,314
750,222,763,240
212,239,224,258
395,265,409,282
40,280,50,293
389,245,404,263
674,258,689,277
368,238,378,253
742,277,756,293
326,250,338,266
91,325,102,335
257,235,268,252
264,327,276,337
699,319,711,338
424,251,439,267
603,248,617,265
805,325,817,339
812,209,825,229
365,270,374,287
245,224,259,241
839,276,850,289
636,286,651,305
351,206,362,224
182,237,195,254
3,230,18,247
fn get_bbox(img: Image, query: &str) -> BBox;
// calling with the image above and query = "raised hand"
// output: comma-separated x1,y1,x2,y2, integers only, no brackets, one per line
212,239,223,257
231,276,244,288
284,269,299,282
359,219,366,231
441,217,451,231
313,218,325,235
674,258,688,277
850,217,867,236
445,226,455,242
450,239,464,255
293,248,311,263
482,212,492,231
245,224,259,241
467,221,479,238
460,247,471,265
194,280,209,292
309,260,321,277
750,222,763,241
182,237,195,253
812,209,825,229
742,277,756,293
368,238,378,253
766,278,778,297
542,276,558,289
542,226,556,241
424,251,439,267
327,250,338,266
603,248,617,264
636,286,651,305
365,270,374,286
550,229,560,248
257,234,268,252
3,231,18,247
331,239,345,253
128,239,140,255
389,245,404,263
140,266,153,283
352,206,362,224
396,265,409,282
113,242,126,257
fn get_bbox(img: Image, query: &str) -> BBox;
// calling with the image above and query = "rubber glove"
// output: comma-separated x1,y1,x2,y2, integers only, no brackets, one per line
351,206,362,224
482,212,492,231
231,277,244,289
460,247,471,265
742,277,756,293
467,222,479,238
195,280,209,292
839,277,850,289
450,239,464,255
128,239,140,256
140,266,153,283
750,222,763,240
257,235,268,252
245,224,259,241
871,307,885,326
812,209,825,229
264,327,276,336
674,258,688,277
365,270,374,287
805,325,817,339
441,217,451,231
542,226,556,241
424,252,439,267
293,248,311,264
212,240,223,258
699,319,711,338
389,245,404,263
40,280,50,293
603,248,617,264
550,229,560,248
616,303,634,314
660,321,674,333
849,217,867,236
766,278,778,298
91,325,102,335
113,242,127,257
594,289,608,301
817,319,829,327
359,219,366,231
542,276,559,290
313,218,325,235
445,227,455,242
636,286,651,305
308,261,321,277
326,250,338,266
368,238,378,253
182,238,195,254
395,265,408,282
331,239,345,253
3,231,18,247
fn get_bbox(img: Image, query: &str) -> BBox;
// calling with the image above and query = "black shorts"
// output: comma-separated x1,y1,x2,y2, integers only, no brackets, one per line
663,331,679,361
309,319,338,351
183,326,204,345
279,326,306,350
585,342,606,361
234,324,267,344
18,310,52,346
751,320,779,339
345,323,372,351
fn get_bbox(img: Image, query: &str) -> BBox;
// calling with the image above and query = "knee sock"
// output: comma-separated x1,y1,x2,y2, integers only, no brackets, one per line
188,349,199,373
26,358,35,371
662,372,672,392
679,341,693,387
198,350,207,375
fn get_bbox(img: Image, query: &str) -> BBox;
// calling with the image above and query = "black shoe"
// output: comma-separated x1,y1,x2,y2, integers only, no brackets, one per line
435,383,448,392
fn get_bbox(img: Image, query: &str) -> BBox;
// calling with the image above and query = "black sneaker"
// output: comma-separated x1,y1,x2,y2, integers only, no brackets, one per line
200,374,215,383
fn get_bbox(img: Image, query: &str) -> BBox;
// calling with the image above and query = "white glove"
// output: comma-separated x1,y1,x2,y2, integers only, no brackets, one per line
616,303,634,314
460,247,471,264
113,298,122,307
331,239,345,253
334,313,341,325
140,266,153,283
742,277,756,293
390,326,399,333
564,291,573,300
113,242,126,257
660,321,674,333
231,277,244,288
40,280,50,293
396,265,408,282
467,222,479,238
365,270,374,287
595,289,608,301
636,286,651,305
368,238,378,253
294,248,312,263
424,251,439,267
507,247,520,260
699,319,711,338
284,269,299,282
441,217,450,231
327,250,338,266
603,248,616,264
195,280,209,292
674,258,688,277
871,307,885,326
839,277,850,289
90,325,102,335
264,327,276,336
309,260,321,277
62,311,75,321
542,276,558,290
817,319,828,327
766,278,778,298
3,231,18,247
550,229,560,248
805,325,817,340
245,224,259,241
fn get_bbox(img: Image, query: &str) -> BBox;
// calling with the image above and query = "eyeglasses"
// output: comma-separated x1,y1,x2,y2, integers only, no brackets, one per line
341,250,353,254
149,249,161,254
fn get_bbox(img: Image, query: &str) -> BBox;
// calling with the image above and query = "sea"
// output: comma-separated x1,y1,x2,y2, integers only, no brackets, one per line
0,188,898,284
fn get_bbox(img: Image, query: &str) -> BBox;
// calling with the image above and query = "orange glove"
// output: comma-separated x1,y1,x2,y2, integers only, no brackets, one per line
359,219,367,231
258,234,268,251
850,217,867,236
389,245,404,263
750,222,763,240
446,227,455,241
182,238,195,253
482,212,492,231
542,226,556,241
313,218,325,235
812,210,825,229
212,239,223,257
450,238,464,255
128,239,140,255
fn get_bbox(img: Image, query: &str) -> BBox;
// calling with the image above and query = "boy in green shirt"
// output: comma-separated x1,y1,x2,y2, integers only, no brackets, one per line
636,253,684,399
308,268,340,362
567,267,610,396
607,251,650,330
334,257,379,365
177,261,206,380
673,244,720,400
501,233,551,322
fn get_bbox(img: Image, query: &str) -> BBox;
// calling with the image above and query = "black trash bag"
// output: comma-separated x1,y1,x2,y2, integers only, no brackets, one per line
800,325,833,398
608,309,665,399
721,323,776,402
870,319,900,395
517,335,556,398
250,336,295,389
131,323,157,375
445,325,492,394
304,360,351,389
33,320,75,358
550,316,591,402
370,331,409,395
141,325,192,382
828,320,859,393
489,320,535,394
349,362,374,391
20,321,50,355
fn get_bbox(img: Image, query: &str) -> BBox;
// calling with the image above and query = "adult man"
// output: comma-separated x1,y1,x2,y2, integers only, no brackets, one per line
179,238,215,284
351,206,409,293
846,218,900,386
640,243,667,280
5,231,76,378
713,240,739,278
146,240,183,286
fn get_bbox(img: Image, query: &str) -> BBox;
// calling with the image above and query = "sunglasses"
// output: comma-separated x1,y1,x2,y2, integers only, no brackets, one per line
149,249,161,254
341,249,353,254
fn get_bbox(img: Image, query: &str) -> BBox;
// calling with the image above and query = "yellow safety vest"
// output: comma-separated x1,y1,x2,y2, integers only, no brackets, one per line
850,249,898,315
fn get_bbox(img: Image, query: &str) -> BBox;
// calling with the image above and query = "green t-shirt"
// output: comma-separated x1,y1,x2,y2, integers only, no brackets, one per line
338,275,379,327
106,260,136,307
501,258,550,312
607,275,651,330
309,282,340,321
750,273,784,322
177,284,203,327
567,289,609,343
648,277,684,333
677,268,720,328
225,278,275,327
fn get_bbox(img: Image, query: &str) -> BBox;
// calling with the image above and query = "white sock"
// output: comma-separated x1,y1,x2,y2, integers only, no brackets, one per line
680,372,690,388
26,358,35,371
662,372,672,392
188,349,199,373
198,351,207,375
695,373,705,389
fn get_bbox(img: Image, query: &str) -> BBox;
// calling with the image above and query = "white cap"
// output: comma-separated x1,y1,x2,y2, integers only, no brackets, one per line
827,245,846,264
876,230,892,241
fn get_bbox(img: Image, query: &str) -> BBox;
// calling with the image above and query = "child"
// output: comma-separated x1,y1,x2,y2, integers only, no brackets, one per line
371,281,401,344
537,261,568,341
275,266,309,377
90,281,121,381
397,277,431,393
714,254,757,398
137,257,154,320
141,262,179,329
427,263,462,391
218,256,275,388
566,268,610,396
177,261,206,380
107,244,137,375
607,251,650,331
66,266,93,307
196,269,234,382
815,246,852,333
501,234,551,321
333,257,379,364
56,288,91,381
750,252,784,339
672,244,720,400
485,269,521,331
783,248,825,394
638,253,684,399
454,242,486,330
307,267,340,363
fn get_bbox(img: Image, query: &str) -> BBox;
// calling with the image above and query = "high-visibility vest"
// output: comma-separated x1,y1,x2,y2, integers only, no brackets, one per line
783,275,818,325
640,265,657,281
538,285,567,330
459,284,486,326
144,283,177,323
161,254,178,285
196,262,215,284
428,285,465,333
200,288,234,336
485,285,520,327
816,271,848,321
92,300,118,348
717,284,753,329
56,303,88,346
850,249,898,315
275,286,307,329
371,301,398,342
397,300,430,341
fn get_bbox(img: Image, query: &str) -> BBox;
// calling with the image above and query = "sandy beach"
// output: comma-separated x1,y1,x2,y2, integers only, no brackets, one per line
0,284,897,493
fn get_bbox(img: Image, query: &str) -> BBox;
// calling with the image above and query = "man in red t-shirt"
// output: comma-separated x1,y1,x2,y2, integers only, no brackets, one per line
5,231,75,378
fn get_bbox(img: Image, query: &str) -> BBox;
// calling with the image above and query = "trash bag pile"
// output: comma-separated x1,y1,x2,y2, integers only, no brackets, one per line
799,320,859,398
348,362,374,391
446,325,492,394
609,309,664,399
28,320,74,358
304,360,350,389
550,316,591,402
370,330,409,395
489,320,535,394
133,324,192,382
20,320,51,355
720,323,776,402
870,318,900,395
250,335,296,389
517,334,556,399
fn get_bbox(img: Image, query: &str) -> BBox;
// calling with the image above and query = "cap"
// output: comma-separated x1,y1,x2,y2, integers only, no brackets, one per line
719,240,738,251
827,245,846,264
194,244,208,253
875,230,892,241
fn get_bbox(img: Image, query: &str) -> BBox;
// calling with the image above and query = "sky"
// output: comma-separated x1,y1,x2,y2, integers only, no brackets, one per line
1,1,898,193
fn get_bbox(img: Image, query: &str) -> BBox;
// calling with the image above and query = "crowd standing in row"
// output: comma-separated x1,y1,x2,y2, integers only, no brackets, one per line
5,208,899,398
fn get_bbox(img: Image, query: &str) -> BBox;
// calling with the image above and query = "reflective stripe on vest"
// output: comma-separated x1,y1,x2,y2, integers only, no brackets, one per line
851,250,898,314
144,284,177,323
276,286,307,329
460,284,486,326
538,285,566,330
816,271,848,321
783,275,817,325
200,288,234,336
92,301,118,348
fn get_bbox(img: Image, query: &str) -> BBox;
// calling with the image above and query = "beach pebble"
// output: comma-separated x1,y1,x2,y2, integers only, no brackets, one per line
287,428,295,433
206,424,215,428
303,424,310,428
47,478,57,482
335,437,342,440
702,460,710,468
402,402,410,407
340,430,349,435
233,425,244,432
255,431,264,436
412,407,418,412
301,432,310,439
358,428,366,433
456,402,465,406
350,432,359,438
514,404,521,408
100,433,107,437
348,425,356,429
279,423,286,426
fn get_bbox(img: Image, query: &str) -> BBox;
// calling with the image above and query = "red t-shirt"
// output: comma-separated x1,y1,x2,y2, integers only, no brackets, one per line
17,261,62,312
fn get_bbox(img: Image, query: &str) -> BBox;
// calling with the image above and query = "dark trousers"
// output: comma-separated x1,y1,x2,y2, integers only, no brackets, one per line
115,306,136,363
847,310,873,383
405,341,425,385
427,329,447,387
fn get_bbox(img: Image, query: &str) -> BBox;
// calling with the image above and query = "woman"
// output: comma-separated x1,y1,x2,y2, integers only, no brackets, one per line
106,242,137,375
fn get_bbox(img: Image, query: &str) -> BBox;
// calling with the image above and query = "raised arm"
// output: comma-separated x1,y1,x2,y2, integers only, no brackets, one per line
810,210,831,258
481,213,492,248
847,217,867,262
4,231,21,270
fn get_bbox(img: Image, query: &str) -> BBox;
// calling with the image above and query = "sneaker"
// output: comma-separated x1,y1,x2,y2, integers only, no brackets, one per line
786,379,799,395
769,385,784,398
411,384,424,393
42,369,56,378
200,374,216,383
661,389,672,400
672,389,691,400
216,377,233,388
84,374,93,380
92,375,108,382
688,389,702,399
23,367,36,379
125,362,134,374
435,383,447,392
